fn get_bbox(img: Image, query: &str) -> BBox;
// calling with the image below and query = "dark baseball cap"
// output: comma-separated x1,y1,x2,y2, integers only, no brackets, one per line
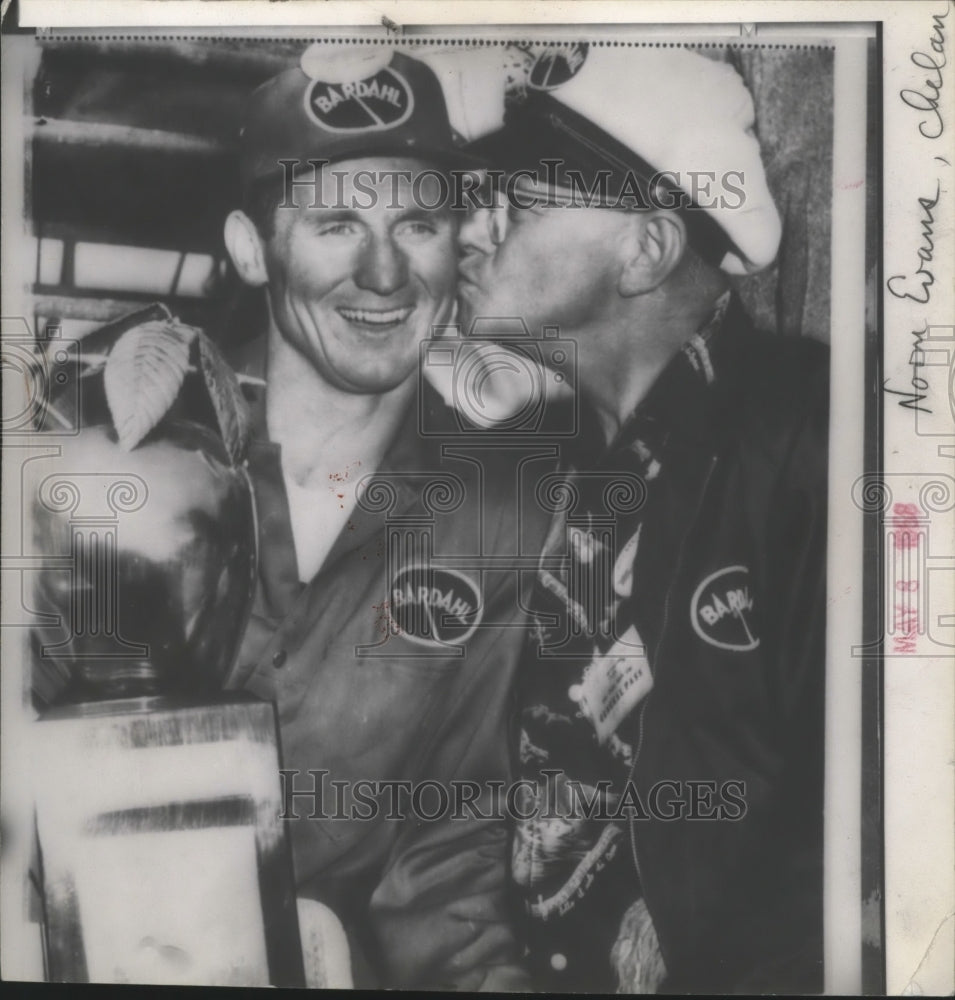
239,45,482,192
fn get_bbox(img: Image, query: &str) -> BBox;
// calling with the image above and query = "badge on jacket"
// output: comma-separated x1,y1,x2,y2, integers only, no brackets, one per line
570,625,653,743
690,564,760,651
390,564,483,647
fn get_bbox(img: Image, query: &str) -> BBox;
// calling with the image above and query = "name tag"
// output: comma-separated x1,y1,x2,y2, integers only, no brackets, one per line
572,626,653,743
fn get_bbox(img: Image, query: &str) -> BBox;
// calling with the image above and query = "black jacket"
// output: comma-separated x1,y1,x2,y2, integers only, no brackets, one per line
516,296,828,993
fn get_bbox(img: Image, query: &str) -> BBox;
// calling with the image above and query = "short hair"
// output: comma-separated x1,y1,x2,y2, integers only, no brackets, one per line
242,173,286,241
679,207,734,271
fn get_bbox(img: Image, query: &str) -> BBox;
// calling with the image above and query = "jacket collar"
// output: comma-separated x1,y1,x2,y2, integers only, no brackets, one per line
569,290,745,475
617,290,734,451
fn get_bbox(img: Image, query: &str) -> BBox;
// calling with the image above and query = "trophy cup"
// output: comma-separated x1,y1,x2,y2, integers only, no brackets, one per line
28,306,305,986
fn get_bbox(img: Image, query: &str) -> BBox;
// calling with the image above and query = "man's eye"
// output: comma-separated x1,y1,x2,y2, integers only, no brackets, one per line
397,221,437,238
316,222,357,236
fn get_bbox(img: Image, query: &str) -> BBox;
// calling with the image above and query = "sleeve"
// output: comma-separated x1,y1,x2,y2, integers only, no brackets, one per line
366,574,532,991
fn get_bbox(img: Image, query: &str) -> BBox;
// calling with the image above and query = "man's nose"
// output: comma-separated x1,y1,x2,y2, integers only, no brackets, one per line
459,207,495,256
354,235,409,295
458,206,506,256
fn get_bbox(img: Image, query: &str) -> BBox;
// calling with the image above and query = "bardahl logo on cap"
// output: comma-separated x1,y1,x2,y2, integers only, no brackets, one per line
527,42,589,91
690,565,760,652
390,564,483,647
304,63,414,133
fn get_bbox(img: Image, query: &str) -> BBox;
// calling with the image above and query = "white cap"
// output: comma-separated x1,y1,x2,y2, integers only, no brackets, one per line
410,46,506,143
504,46,781,275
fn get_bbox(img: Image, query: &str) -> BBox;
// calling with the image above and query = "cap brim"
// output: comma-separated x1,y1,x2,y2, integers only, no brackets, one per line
464,102,735,268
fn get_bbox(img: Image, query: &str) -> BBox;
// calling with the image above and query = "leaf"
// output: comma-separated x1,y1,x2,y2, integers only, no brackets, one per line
195,329,252,465
103,321,195,451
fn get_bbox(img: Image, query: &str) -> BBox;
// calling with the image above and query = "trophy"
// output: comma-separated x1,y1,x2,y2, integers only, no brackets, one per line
28,306,305,986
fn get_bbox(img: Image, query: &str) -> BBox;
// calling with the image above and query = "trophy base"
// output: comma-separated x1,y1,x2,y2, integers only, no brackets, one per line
33,694,305,986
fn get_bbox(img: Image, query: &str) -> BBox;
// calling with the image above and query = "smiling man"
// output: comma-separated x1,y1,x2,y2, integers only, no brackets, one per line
226,159,458,577
458,48,830,994
218,46,532,990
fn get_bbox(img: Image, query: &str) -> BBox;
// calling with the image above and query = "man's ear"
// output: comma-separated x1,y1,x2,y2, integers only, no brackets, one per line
618,211,687,297
223,210,269,287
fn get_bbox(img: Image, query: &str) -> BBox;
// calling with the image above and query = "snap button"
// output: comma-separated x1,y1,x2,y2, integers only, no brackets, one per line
271,649,287,669
550,953,567,972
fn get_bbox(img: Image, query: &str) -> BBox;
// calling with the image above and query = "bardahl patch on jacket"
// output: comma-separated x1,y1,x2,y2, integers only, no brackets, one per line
390,564,483,646
690,564,760,652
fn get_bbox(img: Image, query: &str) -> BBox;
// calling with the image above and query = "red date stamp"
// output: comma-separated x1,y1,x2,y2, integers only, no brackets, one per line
890,501,926,654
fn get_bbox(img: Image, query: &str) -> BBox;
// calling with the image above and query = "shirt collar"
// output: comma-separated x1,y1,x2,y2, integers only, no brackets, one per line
230,332,451,610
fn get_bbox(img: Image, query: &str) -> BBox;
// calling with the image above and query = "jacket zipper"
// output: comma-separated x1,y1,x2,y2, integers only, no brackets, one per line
628,455,719,889
628,704,648,883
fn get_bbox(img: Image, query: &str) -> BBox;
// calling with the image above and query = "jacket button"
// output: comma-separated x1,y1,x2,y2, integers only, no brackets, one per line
550,953,567,972
271,649,287,669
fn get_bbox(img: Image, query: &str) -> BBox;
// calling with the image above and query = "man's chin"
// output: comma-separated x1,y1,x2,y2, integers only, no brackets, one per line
455,290,481,332
337,368,417,396
322,342,420,395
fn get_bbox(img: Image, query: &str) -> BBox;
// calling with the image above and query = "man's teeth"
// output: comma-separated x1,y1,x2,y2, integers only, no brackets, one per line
339,306,413,326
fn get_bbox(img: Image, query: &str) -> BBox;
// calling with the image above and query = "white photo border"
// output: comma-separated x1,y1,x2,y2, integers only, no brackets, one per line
2,3,952,995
